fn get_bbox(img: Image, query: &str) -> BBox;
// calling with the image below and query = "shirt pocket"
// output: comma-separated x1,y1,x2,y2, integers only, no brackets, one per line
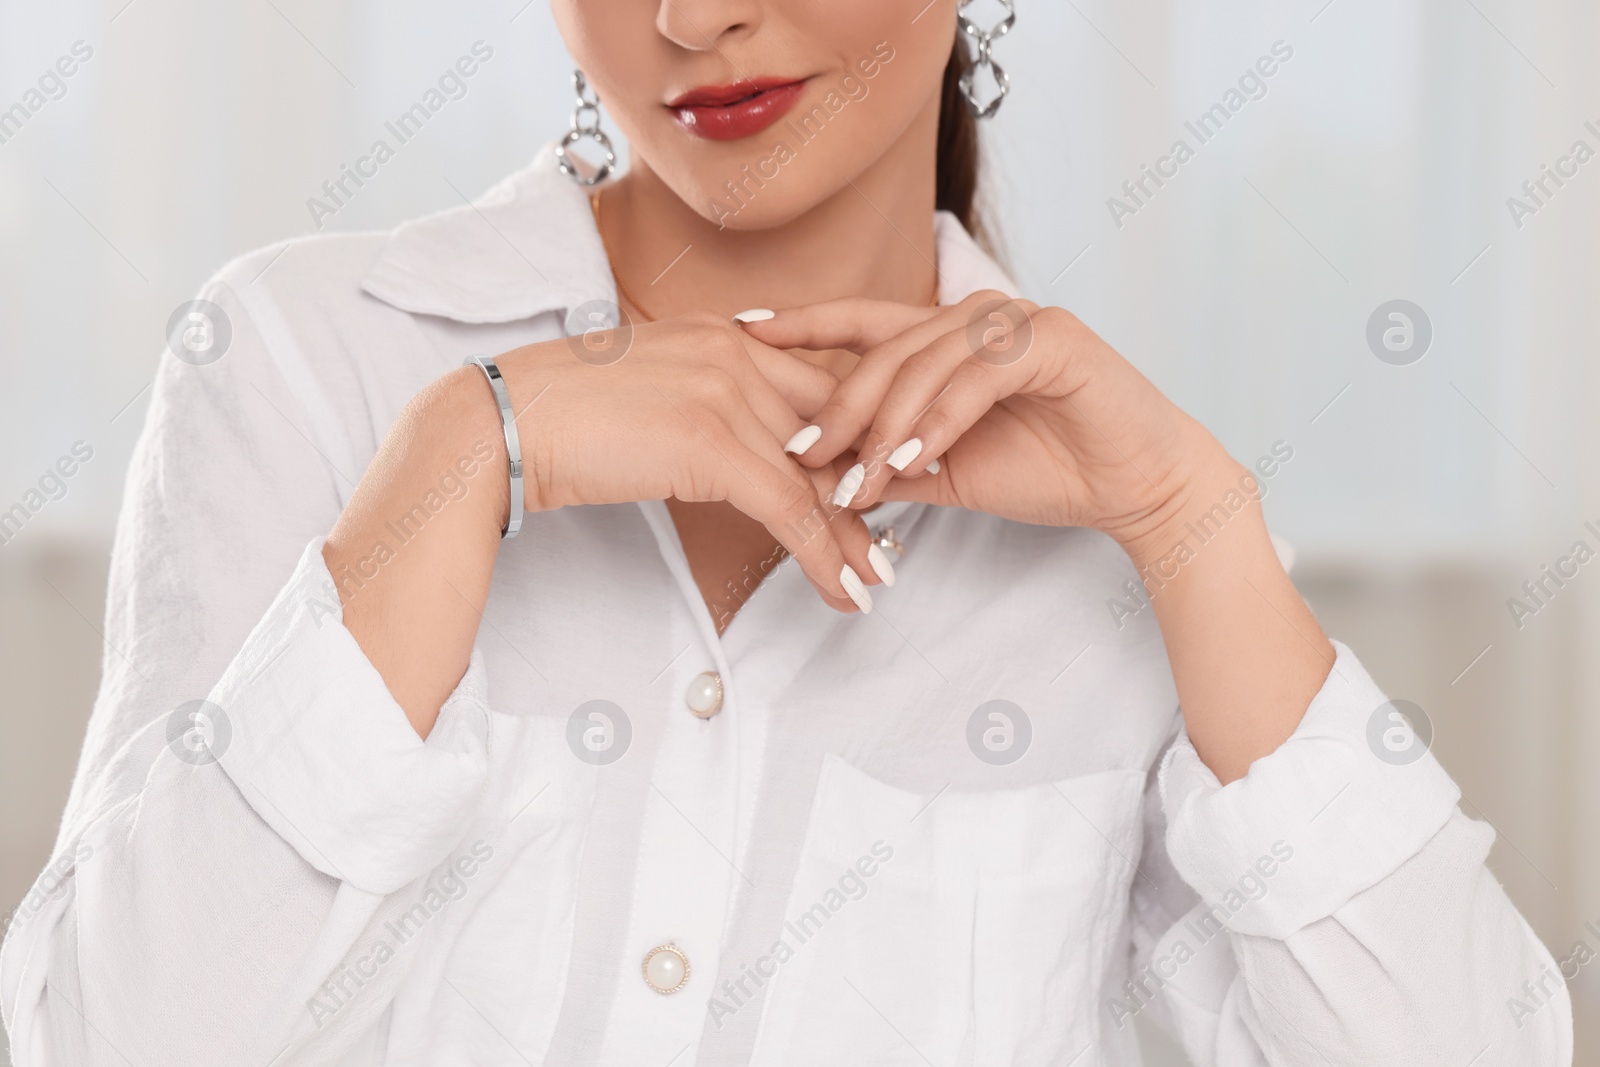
747,754,1146,1067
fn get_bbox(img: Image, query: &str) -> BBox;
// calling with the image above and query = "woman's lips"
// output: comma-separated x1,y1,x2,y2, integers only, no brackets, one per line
669,79,808,141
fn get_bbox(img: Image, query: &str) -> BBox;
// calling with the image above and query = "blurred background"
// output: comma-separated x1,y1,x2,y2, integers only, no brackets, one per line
0,0,1595,1062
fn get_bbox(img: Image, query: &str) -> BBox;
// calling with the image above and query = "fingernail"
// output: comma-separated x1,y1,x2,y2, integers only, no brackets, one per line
832,463,866,508
733,308,775,323
784,424,822,455
926,458,941,474
887,437,923,471
866,543,896,586
840,564,874,613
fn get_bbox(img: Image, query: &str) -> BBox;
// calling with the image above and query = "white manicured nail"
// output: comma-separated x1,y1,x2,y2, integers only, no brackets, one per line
784,424,822,455
866,543,896,586
832,463,866,508
733,308,775,323
840,564,874,613
887,437,923,471
926,457,941,474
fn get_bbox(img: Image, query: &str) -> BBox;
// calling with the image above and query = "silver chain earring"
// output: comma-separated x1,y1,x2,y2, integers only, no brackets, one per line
556,70,617,186
957,0,1015,119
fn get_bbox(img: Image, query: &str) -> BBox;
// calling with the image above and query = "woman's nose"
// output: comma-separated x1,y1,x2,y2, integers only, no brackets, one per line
655,0,763,51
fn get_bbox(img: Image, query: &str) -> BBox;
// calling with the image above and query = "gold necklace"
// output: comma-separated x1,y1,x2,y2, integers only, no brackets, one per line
587,187,939,322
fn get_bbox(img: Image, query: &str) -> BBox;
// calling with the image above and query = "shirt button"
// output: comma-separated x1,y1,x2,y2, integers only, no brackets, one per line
642,943,690,994
686,671,723,719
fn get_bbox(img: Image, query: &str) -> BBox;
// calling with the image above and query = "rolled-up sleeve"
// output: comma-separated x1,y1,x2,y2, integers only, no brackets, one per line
0,257,495,1066
1122,641,1573,1066
216,538,492,896
1159,640,1461,938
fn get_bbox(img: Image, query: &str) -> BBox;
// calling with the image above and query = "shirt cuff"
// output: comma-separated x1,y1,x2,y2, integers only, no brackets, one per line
1158,640,1460,939
211,537,493,895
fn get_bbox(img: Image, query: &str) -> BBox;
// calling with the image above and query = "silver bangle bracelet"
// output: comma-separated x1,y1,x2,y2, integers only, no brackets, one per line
463,355,524,539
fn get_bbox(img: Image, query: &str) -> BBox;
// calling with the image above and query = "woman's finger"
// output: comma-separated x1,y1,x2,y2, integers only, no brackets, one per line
875,462,954,507
725,369,891,592
691,392,883,613
736,296,943,355
835,301,1045,509
739,340,841,420
851,355,1020,509
672,328,888,598
801,313,980,483
806,460,890,588
748,292,1021,469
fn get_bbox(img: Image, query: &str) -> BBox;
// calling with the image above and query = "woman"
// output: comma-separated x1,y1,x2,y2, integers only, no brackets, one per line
0,1,1573,1064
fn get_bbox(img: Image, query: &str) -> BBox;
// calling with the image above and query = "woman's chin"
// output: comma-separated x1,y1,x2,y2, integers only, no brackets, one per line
687,176,851,233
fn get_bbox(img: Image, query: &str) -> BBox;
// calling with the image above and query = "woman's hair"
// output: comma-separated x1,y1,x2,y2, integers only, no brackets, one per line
935,36,991,250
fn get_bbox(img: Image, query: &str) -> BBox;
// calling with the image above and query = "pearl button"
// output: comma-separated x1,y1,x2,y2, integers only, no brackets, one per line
686,671,723,719
642,943,690,994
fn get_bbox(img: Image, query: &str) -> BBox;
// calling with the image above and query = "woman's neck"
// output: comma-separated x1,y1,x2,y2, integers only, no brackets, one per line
596,98,941,320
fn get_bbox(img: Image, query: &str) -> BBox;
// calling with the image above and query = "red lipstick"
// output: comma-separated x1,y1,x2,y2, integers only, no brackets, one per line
669,78,808,141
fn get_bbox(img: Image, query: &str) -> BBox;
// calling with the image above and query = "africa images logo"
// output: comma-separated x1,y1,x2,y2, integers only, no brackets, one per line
165,700,231,765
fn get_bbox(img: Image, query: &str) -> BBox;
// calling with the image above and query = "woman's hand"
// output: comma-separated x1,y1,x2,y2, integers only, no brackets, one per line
736,291,1242,561
326,311,882,738
492,311,880,608
741,292,1335,783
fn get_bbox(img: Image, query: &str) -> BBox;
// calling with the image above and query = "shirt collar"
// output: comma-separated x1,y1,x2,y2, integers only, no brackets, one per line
359,141,1022,324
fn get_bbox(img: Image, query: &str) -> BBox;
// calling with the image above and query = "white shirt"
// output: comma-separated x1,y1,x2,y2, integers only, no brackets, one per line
0,145,1573,1067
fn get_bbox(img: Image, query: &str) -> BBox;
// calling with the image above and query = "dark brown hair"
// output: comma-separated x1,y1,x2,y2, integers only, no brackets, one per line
935,36,989,249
